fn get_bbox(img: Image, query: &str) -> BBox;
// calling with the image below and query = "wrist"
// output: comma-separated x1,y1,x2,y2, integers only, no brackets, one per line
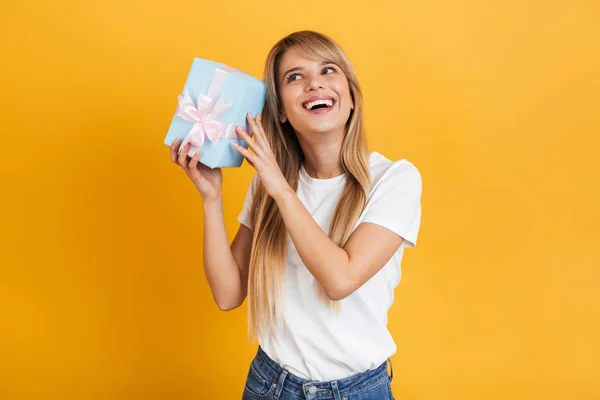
272,186,295,203
203,195,223,210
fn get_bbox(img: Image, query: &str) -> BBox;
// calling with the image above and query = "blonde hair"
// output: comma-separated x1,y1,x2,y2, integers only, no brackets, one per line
247,30,371,341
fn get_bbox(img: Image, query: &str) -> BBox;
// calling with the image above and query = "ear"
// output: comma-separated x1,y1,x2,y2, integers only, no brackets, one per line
279,111,287,124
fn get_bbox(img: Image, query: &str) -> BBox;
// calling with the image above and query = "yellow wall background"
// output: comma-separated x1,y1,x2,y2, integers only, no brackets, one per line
1,0,598,399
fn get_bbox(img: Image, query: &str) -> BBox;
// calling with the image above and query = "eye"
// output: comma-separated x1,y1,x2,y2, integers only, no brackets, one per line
322,66,336,74
287,73,301,82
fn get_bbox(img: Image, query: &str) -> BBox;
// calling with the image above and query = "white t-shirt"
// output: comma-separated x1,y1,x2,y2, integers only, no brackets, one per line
237,151,422,381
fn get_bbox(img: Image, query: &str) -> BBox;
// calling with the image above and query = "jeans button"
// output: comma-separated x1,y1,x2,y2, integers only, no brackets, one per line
308,386,317,394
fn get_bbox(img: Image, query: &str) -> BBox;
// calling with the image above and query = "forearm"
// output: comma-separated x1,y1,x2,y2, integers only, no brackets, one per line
273,188,350,299
202,198,244,310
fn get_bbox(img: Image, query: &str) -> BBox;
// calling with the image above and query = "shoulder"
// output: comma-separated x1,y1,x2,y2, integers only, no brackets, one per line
249,172,262,189
368,151,422,192
242,172,262,201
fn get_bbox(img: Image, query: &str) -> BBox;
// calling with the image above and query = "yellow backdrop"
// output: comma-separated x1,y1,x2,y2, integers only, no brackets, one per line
1,0,598,398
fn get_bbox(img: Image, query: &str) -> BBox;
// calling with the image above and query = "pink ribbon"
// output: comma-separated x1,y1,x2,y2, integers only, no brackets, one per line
176,66,249,157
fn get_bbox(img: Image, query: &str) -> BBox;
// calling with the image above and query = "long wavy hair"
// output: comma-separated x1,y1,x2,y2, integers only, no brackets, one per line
247,30,371,342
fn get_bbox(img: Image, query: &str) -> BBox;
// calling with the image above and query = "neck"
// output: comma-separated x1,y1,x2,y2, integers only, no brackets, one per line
296,131,344,179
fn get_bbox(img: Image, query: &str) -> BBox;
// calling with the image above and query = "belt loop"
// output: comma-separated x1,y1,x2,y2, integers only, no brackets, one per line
387,357,394,382
331,381,342,400
273,369,288,399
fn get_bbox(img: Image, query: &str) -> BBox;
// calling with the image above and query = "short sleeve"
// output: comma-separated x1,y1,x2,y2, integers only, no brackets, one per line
361,162,422,248
237,173,260,230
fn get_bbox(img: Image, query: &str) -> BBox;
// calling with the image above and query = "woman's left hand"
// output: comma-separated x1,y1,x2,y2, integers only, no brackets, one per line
233,113,291,199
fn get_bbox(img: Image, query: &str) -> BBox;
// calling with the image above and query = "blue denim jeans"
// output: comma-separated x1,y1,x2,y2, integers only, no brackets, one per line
242,346,395,400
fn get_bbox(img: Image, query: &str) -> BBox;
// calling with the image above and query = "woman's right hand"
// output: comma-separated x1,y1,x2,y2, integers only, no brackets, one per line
170,138,223,202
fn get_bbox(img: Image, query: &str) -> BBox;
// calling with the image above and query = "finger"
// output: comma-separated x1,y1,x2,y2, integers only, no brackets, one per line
178,142,192,169
236,126,262,155
253,115,274,156
246,113,264,148
232,143,257,166
249,114,266,148
255,114,267,139
188,149,201,171
170,138,180,163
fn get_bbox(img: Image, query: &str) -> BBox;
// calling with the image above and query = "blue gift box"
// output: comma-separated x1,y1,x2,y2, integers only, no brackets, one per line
164,58,266,168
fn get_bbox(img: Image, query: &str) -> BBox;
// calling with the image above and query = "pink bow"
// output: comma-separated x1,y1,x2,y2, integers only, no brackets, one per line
176,67,247,157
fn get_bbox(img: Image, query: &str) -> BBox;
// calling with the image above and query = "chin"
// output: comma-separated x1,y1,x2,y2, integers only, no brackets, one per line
293,114,349,133
291,122,339,136
308,121,340,133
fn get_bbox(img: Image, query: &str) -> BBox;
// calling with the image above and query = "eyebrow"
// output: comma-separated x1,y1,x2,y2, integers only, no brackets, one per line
281,61,337,80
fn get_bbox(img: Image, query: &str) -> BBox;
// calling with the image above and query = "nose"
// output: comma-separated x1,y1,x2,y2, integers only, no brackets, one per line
305,73,325,92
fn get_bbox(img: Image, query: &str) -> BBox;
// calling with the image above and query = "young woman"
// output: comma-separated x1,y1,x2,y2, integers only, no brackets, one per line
170,30,422,400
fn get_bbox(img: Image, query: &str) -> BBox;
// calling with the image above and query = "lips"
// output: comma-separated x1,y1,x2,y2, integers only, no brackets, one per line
302,95,336,110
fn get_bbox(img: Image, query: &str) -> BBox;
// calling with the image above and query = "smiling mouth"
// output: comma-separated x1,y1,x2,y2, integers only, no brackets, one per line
303,98,335,111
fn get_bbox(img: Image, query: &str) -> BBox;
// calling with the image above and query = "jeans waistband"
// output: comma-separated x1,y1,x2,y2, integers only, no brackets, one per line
253,346,393,399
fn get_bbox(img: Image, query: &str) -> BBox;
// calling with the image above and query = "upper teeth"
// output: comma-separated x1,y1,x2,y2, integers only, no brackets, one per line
305,99,333,109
